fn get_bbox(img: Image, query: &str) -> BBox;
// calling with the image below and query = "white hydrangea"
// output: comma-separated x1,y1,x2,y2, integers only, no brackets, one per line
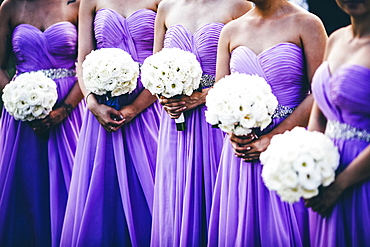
82,48,139,96
205,73,278,134
140,47,202,98
2,71,58,121
260,126,340,203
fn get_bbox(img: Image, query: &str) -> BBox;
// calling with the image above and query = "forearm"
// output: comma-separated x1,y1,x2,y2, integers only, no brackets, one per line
127,89,157,115
268,94,314,137
196,87,211,106
335,144,370,191
0,69,10,92
61,81,84,108
308,100,327,133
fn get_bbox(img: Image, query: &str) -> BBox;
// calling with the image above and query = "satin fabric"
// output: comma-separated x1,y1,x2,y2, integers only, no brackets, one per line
0,22,84,247
208,43,310,247
151,23,225,247
309,62,370,247
60,9,160,247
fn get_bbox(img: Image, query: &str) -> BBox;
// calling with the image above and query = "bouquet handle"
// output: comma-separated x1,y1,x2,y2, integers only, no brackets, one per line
175,113,186,131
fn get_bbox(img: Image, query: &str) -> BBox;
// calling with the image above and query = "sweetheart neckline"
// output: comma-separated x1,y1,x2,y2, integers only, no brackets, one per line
232,42,302,57
166,23,225,36
96,8,155,20
322,61,370,78
14,21,75,33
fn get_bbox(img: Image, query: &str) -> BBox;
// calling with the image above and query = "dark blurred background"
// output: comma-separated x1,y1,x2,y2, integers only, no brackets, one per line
308,0,351,35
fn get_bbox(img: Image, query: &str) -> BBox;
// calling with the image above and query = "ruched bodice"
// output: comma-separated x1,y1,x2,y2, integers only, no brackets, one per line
312,62,370,131
231,43,309,108
163,23,224,76
95,8,155,64
12,22,77,73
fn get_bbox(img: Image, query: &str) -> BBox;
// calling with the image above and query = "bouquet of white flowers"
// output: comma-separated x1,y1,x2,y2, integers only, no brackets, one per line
2,71,58,121
205,73,278,135
141,47,202,131
260,126,340,203
82,48,139,110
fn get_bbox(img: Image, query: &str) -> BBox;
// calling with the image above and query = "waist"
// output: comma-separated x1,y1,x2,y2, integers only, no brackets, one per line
325,120,370,142
18,68,76,79
272,105,296,119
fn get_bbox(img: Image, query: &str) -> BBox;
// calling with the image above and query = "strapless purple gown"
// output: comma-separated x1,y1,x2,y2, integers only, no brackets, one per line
151,23,225,247
208,43,310,247
0,22,84,247
309,62,370,246
60,9,160,246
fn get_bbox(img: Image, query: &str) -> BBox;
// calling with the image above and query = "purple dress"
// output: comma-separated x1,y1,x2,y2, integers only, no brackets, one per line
208,43,310,247
60,9,160,246
309,61,370,246
151,23,225,247
0,22,84,247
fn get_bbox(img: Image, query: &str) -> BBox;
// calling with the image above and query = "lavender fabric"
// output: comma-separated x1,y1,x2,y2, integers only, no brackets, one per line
0,22,84,247
309,62,370,246
151,23,225,247
60,9,160,247
208,43,310,247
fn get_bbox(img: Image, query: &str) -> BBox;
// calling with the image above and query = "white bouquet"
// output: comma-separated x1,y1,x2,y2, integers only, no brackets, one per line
260,126,340,203
205,73,278,135
2,71,58,121
82,48,139,109
141,47,202,131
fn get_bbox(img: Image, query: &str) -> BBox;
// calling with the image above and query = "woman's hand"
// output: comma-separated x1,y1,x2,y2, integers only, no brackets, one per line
28,106,70,138
305,181,344,217
159,90,207,119
41,106,69,127
87,94,125,132
230,133,272,162
119,104,138,126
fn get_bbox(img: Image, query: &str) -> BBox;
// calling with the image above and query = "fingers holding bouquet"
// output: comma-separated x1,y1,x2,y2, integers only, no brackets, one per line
141,47,203,131
205,72,278,161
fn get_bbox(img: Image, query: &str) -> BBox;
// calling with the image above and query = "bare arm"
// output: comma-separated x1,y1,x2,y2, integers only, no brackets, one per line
0,1,13,91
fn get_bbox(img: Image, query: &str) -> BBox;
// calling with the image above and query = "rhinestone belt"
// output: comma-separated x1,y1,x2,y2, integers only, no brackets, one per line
325,120,370,142
39,68,76,79
272,105,296,119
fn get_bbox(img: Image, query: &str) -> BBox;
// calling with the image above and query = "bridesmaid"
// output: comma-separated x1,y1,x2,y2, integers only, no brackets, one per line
207,0,327,246
0,0,84,246
60,0,161,246
150,0,252,246
305,0,370,246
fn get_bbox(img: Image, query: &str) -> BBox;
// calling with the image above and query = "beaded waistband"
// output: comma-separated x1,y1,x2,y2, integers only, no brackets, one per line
38,68,76,79
272,105,296,119
325,120,370,142
200,74,215,89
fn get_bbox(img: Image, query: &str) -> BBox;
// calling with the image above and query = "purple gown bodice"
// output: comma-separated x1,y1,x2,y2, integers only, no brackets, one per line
94,8,156,105
309,61,370,247
231,43,308,110
12,21,77,73
313,62,370,131
164,23,224,76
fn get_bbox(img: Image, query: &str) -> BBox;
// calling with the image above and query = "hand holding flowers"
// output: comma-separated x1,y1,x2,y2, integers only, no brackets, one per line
2,71,58,122
205,73,278,135
82,48,139,110
260,126,340,204
141,47,202,131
